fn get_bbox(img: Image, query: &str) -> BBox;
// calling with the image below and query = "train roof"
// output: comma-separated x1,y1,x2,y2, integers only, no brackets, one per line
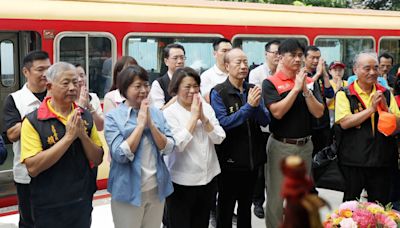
2,0,400,29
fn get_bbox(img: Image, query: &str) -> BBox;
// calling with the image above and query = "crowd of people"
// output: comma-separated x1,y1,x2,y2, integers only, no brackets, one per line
3,37,400,228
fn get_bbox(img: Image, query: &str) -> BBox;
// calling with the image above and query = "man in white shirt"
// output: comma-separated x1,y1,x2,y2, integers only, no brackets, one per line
3,51,51,228
249,40,280,88
149,43,185,109
200,38,232,103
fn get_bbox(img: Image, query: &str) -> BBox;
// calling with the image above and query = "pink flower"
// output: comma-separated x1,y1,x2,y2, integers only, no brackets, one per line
376,213,397,228
330,213,338,219
339,218,357,228
352,209,376,228
339,201,358,212
323,221,333,228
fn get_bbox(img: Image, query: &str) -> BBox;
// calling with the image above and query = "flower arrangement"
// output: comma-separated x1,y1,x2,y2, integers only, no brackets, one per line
324,201,400,228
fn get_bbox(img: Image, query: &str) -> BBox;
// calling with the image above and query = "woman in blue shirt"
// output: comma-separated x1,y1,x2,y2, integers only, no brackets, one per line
104,65,174,228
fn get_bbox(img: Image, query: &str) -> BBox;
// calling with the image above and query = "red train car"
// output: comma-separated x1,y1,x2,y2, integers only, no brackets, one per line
0,0,399,208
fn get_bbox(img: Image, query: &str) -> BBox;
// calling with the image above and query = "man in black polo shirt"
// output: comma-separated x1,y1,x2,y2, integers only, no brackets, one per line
262,39,324,228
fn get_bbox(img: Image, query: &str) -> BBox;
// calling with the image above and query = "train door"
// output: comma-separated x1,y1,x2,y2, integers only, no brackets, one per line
0,32,21,199
0,31,41,201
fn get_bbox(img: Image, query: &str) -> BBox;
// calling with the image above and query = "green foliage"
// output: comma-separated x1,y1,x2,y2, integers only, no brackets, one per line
217,0,400,10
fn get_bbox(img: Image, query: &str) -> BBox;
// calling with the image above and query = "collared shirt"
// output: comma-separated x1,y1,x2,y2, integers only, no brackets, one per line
210,79,270,131
328,80,348,110
104,102,174,206
20,98,103,162
249,63,272,88
5,84,47,183
249,63,273,132
347,75,390,89
118,108,159,192
335,80,400,132
306,70,335,99
163,99,225,186
150,72,173,109
263,71,323,138
89,92,104,117
103,89,125,114
200,65,228,97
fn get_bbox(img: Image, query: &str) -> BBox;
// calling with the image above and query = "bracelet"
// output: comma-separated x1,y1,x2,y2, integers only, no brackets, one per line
302,89,312,98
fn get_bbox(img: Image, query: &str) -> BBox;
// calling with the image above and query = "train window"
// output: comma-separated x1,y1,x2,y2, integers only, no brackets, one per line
315,37,375,78
379,37,400,65
124,35,221,83
56,33,116,98
0,40,15,87
232,36,309,67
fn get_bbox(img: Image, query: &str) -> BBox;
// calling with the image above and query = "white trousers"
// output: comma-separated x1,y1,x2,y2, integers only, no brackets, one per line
111,188,164,228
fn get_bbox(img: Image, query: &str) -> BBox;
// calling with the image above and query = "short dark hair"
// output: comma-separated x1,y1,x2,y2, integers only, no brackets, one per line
23,50,49,69
163,43,185,59
213,38,232,51
278,39,305,55
118,65,149,99
265,40,281,52
305,46,320,57
168,67,201,96
379,52,394,64
110,56,138,91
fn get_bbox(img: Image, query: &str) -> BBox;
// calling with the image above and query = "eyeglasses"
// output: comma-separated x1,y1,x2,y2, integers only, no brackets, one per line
169,55,187,61
267,51,279,55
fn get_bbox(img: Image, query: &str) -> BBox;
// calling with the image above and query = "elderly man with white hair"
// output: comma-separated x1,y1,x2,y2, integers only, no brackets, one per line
20,62,104,228
335,52,400,205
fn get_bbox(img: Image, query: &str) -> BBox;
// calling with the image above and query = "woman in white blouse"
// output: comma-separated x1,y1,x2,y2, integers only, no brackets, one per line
103,56,138,114
163,67,226,228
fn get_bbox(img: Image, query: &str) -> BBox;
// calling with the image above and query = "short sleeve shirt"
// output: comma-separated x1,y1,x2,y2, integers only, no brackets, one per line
3,91,46,132
262,73,323,138
20,99,102,162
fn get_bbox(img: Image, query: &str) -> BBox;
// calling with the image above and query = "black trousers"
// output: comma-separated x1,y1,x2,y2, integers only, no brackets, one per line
15,182,34,228
217,169,257,228
253,132,269,206
33,199,92,228
340,165,392,205
167,178,217,228
311,126,331,157
252,165,265,206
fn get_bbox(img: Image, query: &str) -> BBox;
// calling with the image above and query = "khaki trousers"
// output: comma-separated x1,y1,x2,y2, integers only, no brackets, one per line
265,136,313,228
111,188,164,228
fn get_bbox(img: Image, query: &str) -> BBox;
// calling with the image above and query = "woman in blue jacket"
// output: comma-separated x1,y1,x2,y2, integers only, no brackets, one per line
105,65,174,228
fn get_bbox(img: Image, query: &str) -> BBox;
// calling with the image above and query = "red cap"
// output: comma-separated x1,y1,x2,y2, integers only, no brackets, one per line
329,61,346,70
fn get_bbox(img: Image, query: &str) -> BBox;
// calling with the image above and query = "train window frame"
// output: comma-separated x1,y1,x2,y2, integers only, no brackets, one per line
123,32,224,81
231,34,310,66
0,40,16,87
378,36,400,60
313,35,376,77
54,31,117,97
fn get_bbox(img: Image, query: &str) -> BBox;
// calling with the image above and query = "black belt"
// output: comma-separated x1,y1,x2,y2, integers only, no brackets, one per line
272,135,311,146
